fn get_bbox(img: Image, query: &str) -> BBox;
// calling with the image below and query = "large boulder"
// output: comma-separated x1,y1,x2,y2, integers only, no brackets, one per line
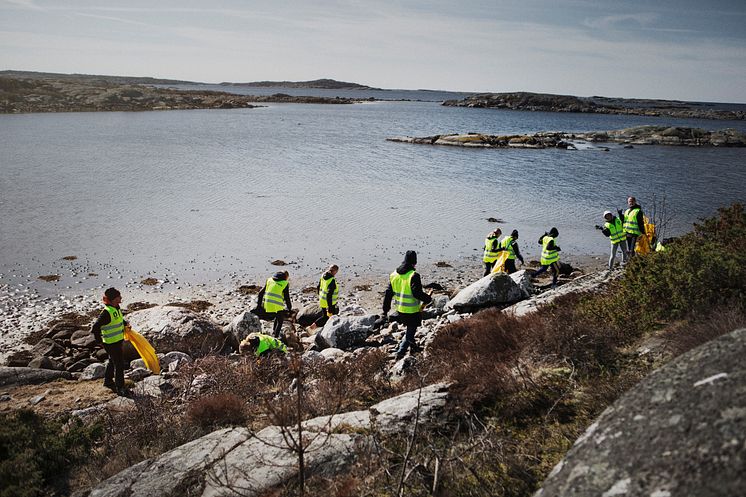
296,304,323,327
537,327,746,497
316,314,379,350
224,311,262,343
31,338,64,358
504,271,611,318
125,306,225,356
509,269,534,298
0,366,72,387
446,272,524,312
90,383,451,497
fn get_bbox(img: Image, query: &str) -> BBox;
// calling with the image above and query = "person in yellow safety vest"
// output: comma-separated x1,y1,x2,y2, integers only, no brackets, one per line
531,227,561,289
595,210,629,271
90,287,129,396
382,250,433,360
619,196,645,257
482,228,503,276
243,333,288,358
312,264,339,330
254,270,293,338
500,229,525,274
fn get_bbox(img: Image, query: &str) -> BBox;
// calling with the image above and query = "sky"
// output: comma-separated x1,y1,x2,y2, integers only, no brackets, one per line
1,0,745,102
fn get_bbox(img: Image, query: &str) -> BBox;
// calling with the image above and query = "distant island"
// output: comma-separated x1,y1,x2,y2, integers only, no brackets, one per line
443,92,745,121
0,71,363,113
220,78,380,90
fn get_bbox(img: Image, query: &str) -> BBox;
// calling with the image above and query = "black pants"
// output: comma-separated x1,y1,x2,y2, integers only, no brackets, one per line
395,312,422,356
313,306,338,328
533,262,559,286
505,258,517,274
253,308,290,337
627,235,638,256
103,340,125,390
483,261,495,276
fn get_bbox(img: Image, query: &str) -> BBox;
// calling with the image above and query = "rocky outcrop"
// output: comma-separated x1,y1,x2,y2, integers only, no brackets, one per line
126,306,225,356
503,270,613,317
442,91,746,121
537,327,746,497
446,272,525,312
223,311,262,344
316,314,379,350
90,383,451,497
387,127,746,149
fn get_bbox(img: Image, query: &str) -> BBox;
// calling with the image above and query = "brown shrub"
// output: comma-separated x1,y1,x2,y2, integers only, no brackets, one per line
425,308,526,409
186,393,247,430
660,303,746,357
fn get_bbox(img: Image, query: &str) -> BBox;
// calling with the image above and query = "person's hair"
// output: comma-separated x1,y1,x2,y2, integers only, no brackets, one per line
629,196,636,203
104,288,120,301
329,264,339,272
549,227,559,237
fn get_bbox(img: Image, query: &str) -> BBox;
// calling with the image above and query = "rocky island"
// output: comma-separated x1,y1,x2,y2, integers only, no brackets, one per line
220,78,380,90
443,91,746,121
387,125,746,148
0,71,363,113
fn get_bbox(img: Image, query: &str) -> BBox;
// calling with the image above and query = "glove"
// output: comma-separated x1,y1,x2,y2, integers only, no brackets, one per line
326,311,333,318
594,225,602,230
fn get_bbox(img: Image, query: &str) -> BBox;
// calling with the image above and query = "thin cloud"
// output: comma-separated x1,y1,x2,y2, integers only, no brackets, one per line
75,13,152,28
583,13,659,30
1,0,44,11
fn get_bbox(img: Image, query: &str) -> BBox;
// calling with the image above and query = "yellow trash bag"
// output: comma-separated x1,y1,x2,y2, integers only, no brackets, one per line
491,251,510,273
124,326,161,374
635,216,656,256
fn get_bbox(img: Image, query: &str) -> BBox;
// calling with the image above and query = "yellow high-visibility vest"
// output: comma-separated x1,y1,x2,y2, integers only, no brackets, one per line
318,275,338,309
540,236,560,265
390,270,420,314
483,237,500,263
263,278,288,313
624,207,642,235
102,305,125,344
605,217,626,245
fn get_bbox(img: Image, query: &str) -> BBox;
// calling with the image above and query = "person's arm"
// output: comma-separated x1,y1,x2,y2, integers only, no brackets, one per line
256,286,266,308
382,283,393,315
283,285,292,311
637,209,645,234
512,241,525,263
410,273,433,304
600,226,611,237
90,310,110,342
326,279,336,310
547,239,561,251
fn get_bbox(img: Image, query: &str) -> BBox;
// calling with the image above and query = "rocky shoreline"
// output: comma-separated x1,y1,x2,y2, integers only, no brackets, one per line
0,76,363,114
387,125,746,148
443,91,746,121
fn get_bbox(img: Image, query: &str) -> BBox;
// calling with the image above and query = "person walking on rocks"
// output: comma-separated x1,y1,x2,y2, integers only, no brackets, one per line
90,287,128,395
500,229,525,274
383,250,433,360
254,270,293,338
532,228,561,288
483,228,503,275
312,264,339,330
620,196,645,256
596,210,628,271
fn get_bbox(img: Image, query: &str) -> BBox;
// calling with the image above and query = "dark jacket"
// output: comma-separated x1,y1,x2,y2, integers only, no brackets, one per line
382,263,432,315
90,306,127,342
619,204,645,236
538,234,561,252
256,272,292,311
316,271,337,309
507,238,524,263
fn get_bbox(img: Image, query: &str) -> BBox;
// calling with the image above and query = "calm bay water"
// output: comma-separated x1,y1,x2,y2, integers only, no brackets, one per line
1,98,745,294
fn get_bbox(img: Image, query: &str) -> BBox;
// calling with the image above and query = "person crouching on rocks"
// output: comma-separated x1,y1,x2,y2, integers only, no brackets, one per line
383,250,432,360
240,333,288,358
253,270,293,339
90,287,128,396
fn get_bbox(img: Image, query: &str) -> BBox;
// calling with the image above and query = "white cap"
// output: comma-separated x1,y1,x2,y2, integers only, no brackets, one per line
603,210,612,217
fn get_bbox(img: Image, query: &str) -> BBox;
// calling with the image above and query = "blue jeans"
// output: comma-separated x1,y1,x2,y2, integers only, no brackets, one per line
533,262,559,286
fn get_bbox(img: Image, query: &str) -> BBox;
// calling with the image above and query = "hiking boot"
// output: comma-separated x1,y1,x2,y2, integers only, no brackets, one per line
103,381,116,392
116,388,132,398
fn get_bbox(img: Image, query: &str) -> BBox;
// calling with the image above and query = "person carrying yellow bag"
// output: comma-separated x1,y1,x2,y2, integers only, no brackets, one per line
90,287,128,396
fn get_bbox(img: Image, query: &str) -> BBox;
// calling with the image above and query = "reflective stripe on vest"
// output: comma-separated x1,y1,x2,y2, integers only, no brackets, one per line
501,236,516,259
263,278,288,313
540,236,560,265
102,305,124,344
256,334,288,357
483,237,500,263
624,207,642,235
319,276,338,309
390,270,420,314
605,217,625,245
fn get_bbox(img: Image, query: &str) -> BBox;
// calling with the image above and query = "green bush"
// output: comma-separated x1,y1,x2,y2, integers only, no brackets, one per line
0,410,100,497
587,203,745,334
